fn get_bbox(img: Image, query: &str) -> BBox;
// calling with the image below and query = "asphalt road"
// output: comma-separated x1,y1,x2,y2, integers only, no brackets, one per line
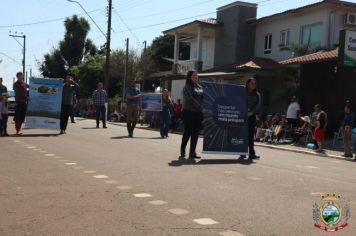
1,118,356,236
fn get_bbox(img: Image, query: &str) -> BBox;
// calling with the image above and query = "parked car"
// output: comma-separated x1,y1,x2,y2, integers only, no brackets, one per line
7,90,16,114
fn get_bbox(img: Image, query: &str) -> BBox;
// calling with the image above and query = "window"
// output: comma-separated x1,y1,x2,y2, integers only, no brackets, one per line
264,34,272,54
280,30,290,47
301,23,322,48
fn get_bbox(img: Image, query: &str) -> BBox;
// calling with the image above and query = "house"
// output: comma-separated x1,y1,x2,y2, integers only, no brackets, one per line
156,0,356,127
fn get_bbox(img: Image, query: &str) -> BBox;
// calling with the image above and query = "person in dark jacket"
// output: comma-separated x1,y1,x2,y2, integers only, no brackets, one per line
341,103,355,157
13,72,28,135
245,78,261,160
180,70,203,161
160,89,173,138
60,76,79,134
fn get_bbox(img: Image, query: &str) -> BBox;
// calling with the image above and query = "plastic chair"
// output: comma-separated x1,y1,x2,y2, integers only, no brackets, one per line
332,127,343,147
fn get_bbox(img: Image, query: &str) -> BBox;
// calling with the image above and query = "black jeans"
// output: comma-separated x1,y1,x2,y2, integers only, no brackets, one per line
95,105,106,127
180,110,203,155
248,115,256,156
60,105,71,131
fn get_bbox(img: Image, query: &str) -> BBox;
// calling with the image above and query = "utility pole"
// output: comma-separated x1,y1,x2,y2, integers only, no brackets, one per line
142,41,147,92
9,33,26,82
122,38,129,102
104,0,112,92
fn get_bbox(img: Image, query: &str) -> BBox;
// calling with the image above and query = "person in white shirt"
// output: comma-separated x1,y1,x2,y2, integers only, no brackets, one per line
286,96,300,128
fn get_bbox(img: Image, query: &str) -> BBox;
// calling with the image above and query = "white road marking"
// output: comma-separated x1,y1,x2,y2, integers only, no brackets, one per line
133,193,152,198
83,170,96,174
168,208,189,215
305,165,320,169
220,230,246,236
65,163,77,166
310,192,324,196
105,180,119,184
116,185,132,190
149,200,167,206
248,177,261,181
193,218,219,225
224,171,236,174
44,154,55,157
93,175,109,179
27,146,36,149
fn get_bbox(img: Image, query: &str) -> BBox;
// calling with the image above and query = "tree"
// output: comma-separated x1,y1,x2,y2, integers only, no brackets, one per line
40,15,97,78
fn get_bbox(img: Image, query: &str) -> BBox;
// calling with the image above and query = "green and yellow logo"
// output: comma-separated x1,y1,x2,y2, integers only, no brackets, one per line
313,192,350,232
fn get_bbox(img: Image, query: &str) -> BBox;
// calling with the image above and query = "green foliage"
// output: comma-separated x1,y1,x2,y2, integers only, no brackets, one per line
40,15,97,78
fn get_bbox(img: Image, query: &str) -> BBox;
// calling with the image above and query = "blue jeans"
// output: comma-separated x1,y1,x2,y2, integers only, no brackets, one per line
160,109,171,137
0,113,8,134
95,105,106,127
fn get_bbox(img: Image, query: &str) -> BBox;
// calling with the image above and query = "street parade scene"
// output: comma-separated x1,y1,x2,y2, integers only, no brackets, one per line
1,0,356,235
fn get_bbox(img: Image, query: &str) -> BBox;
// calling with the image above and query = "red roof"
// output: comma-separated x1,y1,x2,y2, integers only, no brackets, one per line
280,48,338,65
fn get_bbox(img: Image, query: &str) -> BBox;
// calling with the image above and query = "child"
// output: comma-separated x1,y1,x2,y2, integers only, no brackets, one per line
0,92,9,136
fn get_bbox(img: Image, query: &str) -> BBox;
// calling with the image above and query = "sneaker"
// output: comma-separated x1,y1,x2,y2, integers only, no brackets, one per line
3,133,9,137
342,154,353,158
59,130,64,135
103,126,107,129
129,133,133,138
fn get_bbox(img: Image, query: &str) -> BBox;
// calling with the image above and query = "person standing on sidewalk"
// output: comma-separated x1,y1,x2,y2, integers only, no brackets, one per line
160,89,173,138
0,93,9,136
286,96,300,128
246,78,261,160
180,70,203,161
126,79,141,137
92,82,108,128
60,76,79,134
0,77,7,99
341,103,355,158
13,72,28,135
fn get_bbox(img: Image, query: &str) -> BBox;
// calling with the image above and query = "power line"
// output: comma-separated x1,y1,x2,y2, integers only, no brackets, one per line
0,52,22,66
113,10,141,42
124,0,215,21
114,11,216,33
0,8,104,29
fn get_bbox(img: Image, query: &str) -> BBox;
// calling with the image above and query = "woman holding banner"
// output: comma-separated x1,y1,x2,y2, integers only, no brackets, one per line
180,70,203,161
245,78,261,160
160,89,173,138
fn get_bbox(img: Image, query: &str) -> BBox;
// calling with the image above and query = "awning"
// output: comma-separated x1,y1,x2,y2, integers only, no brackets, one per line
280,48,338,65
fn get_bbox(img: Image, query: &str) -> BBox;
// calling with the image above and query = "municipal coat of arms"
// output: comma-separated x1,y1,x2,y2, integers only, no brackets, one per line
313,192,351,232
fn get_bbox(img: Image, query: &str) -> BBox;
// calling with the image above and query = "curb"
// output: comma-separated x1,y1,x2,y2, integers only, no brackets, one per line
107,121,356,162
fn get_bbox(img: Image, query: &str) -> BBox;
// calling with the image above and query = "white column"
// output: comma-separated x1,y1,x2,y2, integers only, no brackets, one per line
174,33,179,63
197,26,203,61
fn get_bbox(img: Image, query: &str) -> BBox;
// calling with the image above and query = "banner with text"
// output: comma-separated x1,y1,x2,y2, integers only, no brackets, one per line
339,30,356,67
141,93,162,112
202,82,248,155
26,77,63,129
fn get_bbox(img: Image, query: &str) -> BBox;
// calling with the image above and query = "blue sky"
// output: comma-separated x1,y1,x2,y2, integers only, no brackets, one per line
0,0,322,88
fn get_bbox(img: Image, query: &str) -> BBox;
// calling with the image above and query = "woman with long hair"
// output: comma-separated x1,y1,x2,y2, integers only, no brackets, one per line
245,78,261,159
180,70,203,161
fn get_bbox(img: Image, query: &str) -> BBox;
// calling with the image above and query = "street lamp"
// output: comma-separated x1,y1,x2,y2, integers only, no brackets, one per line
66,0,106,38
9,32,26,81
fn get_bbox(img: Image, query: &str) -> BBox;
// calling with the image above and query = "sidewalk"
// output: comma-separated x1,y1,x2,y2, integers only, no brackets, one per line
107,121,356,162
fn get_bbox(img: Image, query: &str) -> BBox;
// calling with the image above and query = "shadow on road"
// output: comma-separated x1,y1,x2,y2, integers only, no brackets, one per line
11,134,59,138
111,136,163,140
169,157,254,166
81,127,99,130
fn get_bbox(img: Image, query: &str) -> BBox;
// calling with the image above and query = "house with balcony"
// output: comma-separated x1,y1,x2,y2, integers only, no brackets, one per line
155,0,356,129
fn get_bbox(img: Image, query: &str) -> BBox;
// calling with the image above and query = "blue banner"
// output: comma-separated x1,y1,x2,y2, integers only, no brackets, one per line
26,77,63,129
202,82,248,155
141,93,162,111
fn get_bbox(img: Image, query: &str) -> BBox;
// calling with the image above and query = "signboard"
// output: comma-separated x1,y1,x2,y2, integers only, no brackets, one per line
202,82,248,155
26,77,63,129
141,93,162,111
339,30,356,67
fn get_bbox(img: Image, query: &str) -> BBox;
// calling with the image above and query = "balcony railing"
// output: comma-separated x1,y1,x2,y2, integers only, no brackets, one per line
172,60,203,74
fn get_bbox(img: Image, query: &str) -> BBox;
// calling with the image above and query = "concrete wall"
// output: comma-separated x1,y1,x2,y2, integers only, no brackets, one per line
214,3,257,67
254,5,356,62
